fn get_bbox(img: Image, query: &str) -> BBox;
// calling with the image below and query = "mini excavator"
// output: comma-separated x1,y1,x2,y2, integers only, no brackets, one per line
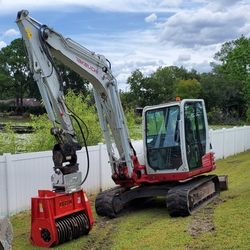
16,10,226,248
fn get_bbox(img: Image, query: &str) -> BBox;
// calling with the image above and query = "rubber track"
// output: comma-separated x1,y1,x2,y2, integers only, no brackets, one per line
95,186,127,218
166,175,219,217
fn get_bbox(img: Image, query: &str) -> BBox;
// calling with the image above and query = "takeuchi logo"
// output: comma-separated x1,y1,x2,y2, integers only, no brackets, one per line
76,57,98,74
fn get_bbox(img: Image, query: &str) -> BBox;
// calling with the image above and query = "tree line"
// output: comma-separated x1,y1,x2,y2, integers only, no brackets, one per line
0,36,249,125
121,36,250,124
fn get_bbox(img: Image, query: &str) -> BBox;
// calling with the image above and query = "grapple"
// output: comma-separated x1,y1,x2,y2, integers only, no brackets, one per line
30,189,94,248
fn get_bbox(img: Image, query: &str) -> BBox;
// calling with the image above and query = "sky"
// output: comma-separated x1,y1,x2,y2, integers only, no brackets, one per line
0,0,250,90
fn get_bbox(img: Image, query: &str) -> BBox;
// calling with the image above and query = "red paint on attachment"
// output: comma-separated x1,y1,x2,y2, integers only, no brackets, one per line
30,189,94,248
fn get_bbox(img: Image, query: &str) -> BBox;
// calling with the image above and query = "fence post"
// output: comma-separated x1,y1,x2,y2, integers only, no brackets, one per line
243,126,246,152
3,153,12,216
98,143,103,192
222,128,226,159
233,126,237,155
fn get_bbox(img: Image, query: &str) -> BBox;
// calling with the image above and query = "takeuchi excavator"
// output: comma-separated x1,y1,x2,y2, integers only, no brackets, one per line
16,10,226,248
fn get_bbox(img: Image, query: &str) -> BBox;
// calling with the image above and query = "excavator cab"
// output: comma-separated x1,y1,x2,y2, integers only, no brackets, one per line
143,99,211,175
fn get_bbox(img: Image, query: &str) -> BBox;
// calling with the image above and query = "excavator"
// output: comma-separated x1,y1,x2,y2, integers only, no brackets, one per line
16,10,225,248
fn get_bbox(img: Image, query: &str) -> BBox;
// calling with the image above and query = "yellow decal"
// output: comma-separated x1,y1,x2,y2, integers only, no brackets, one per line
39,202,44,213
24,28,32,39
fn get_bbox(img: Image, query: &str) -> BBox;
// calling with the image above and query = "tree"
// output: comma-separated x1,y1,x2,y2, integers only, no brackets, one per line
175,79,202,99
126,66,200,108
0,38,90,113
213,36,250,82
212,36,250,120
56,63,90,95
200,72,245,119
0,68,14,99
0,38,38,110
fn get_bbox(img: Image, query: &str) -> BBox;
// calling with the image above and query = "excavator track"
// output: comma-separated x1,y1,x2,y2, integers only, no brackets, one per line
95,186,127,218
166,175,220,217
95,175,220,218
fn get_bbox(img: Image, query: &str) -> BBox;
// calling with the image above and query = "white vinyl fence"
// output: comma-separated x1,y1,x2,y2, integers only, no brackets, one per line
1,126,250,216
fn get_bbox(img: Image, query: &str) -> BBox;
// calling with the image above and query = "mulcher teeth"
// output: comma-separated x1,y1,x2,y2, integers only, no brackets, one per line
56,212,90,244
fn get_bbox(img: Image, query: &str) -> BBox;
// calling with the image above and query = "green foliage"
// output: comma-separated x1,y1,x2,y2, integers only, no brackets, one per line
126,66,199,108
0,123,17,153
25,114,55,152
0,38,90,112
0,38,38,104
0,90,143,154
25,90,103,152
65,90,103,146
175,79,202,99
57,62,90,96
214,36,250,82
125,109,142,139
212,36,250,119
200,73,246,117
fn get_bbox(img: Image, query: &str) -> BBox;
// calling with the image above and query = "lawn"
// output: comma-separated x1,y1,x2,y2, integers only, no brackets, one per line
11,151,250,250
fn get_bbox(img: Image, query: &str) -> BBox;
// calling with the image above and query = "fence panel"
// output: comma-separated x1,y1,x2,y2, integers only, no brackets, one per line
1,126,250,215
234,127,245,154
5,151,53,215
0,156,7,216
210,129,224,160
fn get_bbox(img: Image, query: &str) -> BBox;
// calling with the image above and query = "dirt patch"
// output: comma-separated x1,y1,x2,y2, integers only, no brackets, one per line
187,197,224,237
81,216,119,250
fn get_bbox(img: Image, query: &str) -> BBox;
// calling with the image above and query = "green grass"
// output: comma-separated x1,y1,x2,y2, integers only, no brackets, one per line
11,151,250,250
0,116,31,125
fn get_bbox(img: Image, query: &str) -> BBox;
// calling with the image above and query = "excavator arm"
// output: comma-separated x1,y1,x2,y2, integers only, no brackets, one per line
16,10,136,192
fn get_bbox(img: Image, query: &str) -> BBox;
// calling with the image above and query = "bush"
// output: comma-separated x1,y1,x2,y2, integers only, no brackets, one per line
207,107,245,125
0,90,142,154
0,123,22,154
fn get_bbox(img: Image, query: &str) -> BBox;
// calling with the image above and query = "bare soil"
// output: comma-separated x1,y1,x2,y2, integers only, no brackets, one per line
187,197,224,237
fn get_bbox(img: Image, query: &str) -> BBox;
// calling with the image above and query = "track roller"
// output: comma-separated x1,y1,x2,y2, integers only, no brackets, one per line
95,186,126,218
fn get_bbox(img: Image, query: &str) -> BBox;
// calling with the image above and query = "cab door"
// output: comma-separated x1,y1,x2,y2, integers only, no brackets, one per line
184,101,207,170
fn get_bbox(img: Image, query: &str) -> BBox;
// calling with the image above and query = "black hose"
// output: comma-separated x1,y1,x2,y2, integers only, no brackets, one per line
65,103,89,141
70,114,90,185
39,25,64,91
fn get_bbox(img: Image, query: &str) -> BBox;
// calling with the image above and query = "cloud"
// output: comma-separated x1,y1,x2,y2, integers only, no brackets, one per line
0,0,182,14
3,28,19,37
145,13,157,23
1,0,248,90
0,41,7,49
72,28,219,90
177,54,191,62
159,2,250,47
206,0,244,10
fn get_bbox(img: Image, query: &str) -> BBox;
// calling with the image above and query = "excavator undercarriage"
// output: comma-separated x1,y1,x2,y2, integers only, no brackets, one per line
96,175,221,218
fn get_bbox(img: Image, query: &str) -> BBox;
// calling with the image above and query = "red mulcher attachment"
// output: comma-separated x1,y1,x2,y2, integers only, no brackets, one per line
30,189,94,248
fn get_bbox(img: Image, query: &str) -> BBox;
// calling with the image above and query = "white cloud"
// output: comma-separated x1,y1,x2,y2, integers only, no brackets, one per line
145,13,157,23
71,29,220,90
0,41,7,49
159,2,250,47
177,54,191,62
3,28,19,37
0,0,182,13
